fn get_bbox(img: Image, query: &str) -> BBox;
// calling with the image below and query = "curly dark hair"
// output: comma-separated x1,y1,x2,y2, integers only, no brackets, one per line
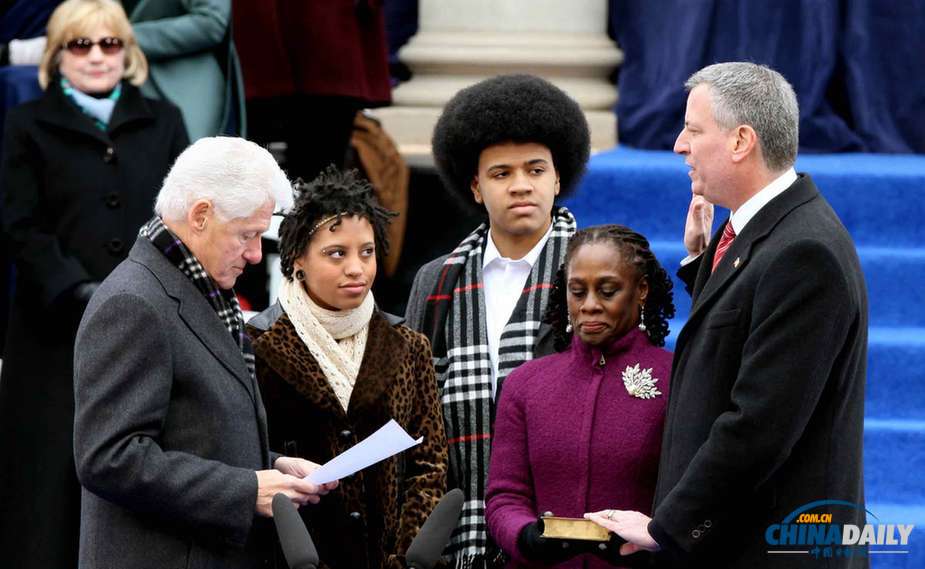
278,166,397,281
431,74,590,207
543,224,676,349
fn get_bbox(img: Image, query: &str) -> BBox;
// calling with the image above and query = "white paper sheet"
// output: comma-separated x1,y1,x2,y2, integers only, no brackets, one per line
307,419,423,484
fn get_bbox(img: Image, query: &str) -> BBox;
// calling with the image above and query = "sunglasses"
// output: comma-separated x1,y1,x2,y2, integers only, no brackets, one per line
63,37,125,55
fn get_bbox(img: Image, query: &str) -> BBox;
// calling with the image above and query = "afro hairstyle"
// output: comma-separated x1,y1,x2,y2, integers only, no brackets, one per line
431,74,591,205
277,166,396,281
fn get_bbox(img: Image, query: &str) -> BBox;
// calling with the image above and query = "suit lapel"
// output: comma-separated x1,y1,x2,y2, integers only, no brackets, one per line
34,78,111,145
130,239,256,401
175,295,256,401
107,83,154,134
689,222,726,305
676,176,820,349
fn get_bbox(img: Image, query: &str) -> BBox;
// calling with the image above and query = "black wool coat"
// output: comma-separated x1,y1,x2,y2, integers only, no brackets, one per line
650,175,869,569
0,78,188,569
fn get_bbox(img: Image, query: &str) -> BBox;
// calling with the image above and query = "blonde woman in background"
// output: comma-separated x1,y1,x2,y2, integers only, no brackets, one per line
0,2,187,567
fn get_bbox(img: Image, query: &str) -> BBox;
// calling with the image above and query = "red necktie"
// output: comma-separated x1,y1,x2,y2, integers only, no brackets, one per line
711,221,737,273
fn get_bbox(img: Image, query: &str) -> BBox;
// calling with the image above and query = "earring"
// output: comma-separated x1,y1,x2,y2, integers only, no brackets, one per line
295,269,305,281
638,305,647,332
565,311,573,333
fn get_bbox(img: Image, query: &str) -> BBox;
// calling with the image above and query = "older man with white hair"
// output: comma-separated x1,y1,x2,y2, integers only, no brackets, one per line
73,137,336,569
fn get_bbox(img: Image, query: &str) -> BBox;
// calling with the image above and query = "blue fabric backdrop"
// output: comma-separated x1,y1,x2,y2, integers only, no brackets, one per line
0,0,60,43
385,0,925,154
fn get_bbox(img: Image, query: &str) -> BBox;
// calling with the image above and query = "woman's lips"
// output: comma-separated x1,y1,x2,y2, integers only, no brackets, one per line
580,321,607,334
340,283,367,295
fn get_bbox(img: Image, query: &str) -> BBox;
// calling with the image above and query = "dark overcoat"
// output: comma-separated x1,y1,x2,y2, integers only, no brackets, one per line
248,304,448,569
0,79,187,569
73,238,278,569
650,175,869,568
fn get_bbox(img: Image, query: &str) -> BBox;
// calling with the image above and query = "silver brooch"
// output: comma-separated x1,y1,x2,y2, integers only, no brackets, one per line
622,364,662,399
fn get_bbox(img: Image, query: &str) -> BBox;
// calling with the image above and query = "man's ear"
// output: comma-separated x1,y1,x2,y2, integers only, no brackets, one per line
187,199,213,232
730,125,758,164
470,176,483,204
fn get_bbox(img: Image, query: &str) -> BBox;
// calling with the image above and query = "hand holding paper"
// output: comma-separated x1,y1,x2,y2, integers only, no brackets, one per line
307,419,423,485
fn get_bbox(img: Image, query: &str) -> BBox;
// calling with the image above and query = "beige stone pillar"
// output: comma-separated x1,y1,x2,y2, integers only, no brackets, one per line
371,0,623,155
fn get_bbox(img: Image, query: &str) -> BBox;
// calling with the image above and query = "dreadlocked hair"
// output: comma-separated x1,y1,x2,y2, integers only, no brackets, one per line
278,166,397,281
543,224,676,350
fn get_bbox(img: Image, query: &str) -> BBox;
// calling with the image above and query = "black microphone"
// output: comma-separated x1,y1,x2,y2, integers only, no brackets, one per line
272,493,319,569
406,488,465,569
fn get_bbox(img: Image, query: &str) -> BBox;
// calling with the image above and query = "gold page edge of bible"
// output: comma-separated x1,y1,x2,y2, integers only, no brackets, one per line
541,517,611,542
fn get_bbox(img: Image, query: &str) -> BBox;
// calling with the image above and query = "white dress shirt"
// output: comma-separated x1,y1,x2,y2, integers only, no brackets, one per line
682,168,798,266
728,167,798,234
482,223,553,398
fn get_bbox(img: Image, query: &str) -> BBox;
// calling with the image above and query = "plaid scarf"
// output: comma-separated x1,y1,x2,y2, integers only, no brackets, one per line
421,207,576,568
140,216,255,379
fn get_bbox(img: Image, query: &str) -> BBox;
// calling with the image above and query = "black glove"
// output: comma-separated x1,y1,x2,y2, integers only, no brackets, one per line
590,532,627,564
590,533,657,568
517,518,598,564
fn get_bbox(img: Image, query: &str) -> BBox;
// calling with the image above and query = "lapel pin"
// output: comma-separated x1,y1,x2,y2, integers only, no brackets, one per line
733,257,741,269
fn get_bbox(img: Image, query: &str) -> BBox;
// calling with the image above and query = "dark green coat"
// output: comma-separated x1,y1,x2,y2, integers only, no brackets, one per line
128,0,246,140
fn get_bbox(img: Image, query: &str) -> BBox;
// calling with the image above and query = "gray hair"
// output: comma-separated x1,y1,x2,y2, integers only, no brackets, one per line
685,62,799,172
154,137,294,221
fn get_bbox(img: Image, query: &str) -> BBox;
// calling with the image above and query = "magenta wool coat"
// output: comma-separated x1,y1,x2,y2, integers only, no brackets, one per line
486,328,672,568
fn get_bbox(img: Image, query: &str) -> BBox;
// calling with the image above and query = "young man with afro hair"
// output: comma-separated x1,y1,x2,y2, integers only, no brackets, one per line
405,74,590,568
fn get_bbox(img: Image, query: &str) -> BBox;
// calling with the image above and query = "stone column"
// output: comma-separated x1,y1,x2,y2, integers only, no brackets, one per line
371,0,623,155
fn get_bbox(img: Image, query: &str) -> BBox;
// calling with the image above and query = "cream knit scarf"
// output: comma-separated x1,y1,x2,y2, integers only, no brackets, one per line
277,276,374,412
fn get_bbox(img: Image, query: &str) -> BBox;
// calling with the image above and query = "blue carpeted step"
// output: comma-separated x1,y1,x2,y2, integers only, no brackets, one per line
566,150,712,242
645,242,925,328
570,147,925,247
864,420,925,504
866,329,925,420
857,248,925,328
801,154,925,248
663,324,925,420
865,503,925,569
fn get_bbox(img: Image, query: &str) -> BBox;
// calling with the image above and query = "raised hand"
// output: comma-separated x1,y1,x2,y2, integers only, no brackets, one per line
684,195,714,257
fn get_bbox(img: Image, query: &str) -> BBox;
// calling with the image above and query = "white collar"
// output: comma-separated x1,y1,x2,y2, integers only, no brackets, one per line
730,167,798,235
482,222,553,270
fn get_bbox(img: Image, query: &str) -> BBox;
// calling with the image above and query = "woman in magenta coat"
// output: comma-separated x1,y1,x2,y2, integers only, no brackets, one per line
486,225,676,568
